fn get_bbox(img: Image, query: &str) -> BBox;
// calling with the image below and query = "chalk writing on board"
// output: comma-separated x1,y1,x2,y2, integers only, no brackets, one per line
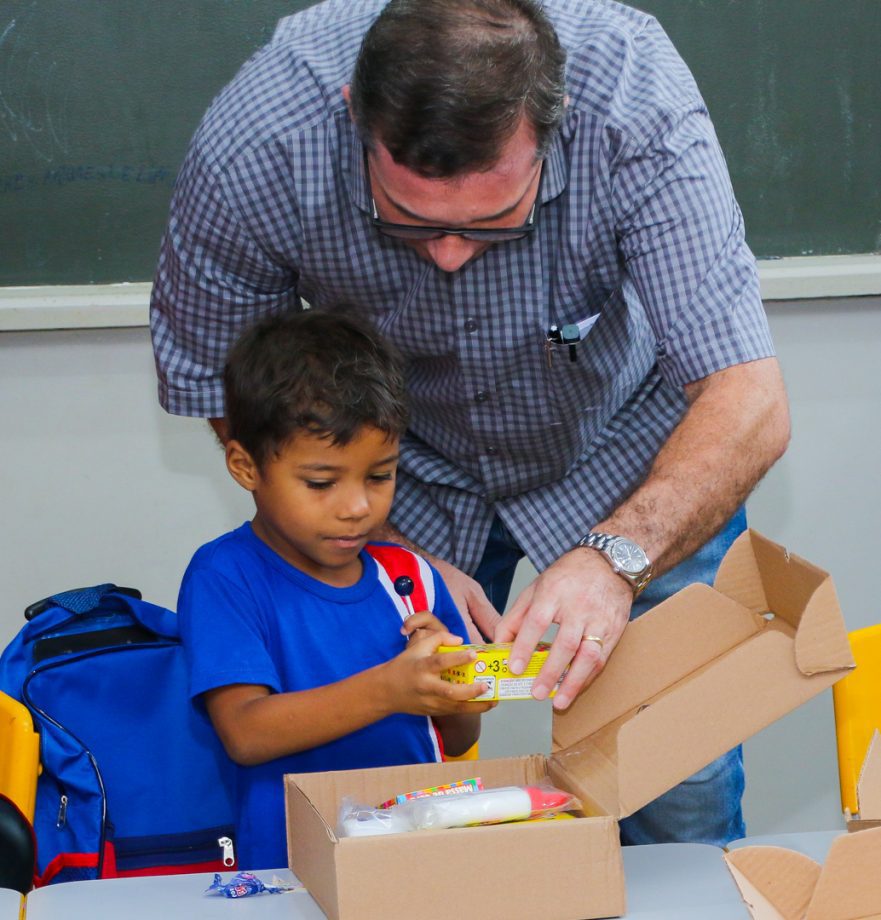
0,10,71,162
0,164,174,193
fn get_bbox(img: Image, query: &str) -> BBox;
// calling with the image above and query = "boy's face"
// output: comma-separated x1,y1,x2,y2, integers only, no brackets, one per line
227,425,400,587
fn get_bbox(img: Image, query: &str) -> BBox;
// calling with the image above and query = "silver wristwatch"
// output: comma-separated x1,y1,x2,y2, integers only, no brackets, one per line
577,532,653,597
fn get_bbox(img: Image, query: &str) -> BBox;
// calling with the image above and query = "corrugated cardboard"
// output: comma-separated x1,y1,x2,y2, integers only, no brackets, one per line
725,826,881,919
843,729,881,832
285,530,855,920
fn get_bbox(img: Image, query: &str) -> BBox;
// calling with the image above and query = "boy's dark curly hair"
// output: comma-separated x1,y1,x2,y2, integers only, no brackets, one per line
223,309,409,470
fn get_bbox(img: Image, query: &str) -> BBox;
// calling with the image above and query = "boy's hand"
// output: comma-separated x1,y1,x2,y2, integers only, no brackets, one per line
401,609,453,643
383,629,497,717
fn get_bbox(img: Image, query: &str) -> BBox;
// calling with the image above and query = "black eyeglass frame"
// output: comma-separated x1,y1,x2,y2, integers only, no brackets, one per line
366,153,544,243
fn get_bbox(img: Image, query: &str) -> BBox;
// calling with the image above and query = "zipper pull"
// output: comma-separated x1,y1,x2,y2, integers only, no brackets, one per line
218,835,235,867
56,794,68,829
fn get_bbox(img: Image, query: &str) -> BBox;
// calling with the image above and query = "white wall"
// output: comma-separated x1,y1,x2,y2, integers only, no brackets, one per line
2,295,879,836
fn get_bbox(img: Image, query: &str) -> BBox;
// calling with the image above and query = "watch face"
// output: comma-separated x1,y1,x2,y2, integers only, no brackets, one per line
610,539,648,575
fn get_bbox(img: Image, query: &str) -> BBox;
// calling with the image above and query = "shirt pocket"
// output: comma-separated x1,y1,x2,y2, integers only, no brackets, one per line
543,289,655,444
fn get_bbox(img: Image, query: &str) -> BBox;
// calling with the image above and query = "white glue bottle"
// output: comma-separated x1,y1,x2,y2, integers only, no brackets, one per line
405,785,573,830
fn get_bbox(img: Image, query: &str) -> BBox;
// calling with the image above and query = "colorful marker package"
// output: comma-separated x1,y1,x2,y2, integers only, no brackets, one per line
437,642,563,700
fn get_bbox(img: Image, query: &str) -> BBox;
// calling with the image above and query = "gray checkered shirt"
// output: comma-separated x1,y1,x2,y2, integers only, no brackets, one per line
151,0,775,574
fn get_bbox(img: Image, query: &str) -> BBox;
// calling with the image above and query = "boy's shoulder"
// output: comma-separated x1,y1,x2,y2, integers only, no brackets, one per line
187,523,258,574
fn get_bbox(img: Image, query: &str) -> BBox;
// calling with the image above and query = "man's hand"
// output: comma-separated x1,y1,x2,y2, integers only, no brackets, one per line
495,356,790,712
426,557,501,643
494,549,632,709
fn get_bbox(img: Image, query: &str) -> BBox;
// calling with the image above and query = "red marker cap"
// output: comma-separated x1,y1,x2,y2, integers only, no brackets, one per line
524,786,573,815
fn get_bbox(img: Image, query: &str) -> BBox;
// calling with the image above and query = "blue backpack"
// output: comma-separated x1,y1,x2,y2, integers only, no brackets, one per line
0,584,237,885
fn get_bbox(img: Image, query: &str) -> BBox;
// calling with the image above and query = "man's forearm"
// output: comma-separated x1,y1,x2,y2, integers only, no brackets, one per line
599,357,790,575
372,521,427,555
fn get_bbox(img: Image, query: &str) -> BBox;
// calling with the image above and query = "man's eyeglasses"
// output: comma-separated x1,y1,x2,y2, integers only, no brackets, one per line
367,157,543,243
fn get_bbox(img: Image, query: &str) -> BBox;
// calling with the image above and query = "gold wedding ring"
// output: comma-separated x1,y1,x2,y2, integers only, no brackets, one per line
583,634,605,651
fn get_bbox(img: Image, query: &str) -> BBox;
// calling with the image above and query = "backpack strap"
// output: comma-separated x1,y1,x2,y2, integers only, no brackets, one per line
21,585,180,657
365,544,435,623
25,585,142,621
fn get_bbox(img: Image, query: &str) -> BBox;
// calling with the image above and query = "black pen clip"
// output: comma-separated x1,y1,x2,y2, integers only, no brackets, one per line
546,323,580,363
560,323,580,362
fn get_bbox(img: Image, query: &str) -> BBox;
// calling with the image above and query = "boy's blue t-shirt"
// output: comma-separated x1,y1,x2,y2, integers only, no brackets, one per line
178,522,469,870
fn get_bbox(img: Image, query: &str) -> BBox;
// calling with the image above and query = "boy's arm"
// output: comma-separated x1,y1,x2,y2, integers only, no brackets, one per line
400,612,489,758
204,630,492,766
433,713,482,758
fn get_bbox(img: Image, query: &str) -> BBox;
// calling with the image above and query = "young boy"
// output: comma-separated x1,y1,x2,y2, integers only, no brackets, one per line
178,309,494,870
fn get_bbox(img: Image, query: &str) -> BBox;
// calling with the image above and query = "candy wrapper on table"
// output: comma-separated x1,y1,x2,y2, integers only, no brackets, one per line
206,871,300,898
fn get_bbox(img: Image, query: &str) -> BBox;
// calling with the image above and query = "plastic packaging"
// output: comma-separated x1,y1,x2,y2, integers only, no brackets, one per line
337,799,415,837
401,783,580,830
336,783,580,837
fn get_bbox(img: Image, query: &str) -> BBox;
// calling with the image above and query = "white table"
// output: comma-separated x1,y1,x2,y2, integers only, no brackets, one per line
620,842,746,918
24,843,750,920
0,887,23,920
25,869,322,920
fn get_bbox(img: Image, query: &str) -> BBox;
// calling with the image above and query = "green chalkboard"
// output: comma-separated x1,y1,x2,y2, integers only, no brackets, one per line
0,0,309,286
1,1,879,285
638,0,881,260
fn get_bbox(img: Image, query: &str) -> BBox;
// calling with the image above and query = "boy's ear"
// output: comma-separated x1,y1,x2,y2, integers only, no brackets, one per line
225,440,260,491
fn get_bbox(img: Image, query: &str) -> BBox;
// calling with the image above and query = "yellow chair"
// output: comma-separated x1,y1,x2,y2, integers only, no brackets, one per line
832,624,881,817
0,691,40,906
0,691,40,822
445,741,479,762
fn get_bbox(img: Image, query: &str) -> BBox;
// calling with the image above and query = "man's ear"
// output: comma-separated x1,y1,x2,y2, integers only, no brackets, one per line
341,84,353,119
226,439,260,492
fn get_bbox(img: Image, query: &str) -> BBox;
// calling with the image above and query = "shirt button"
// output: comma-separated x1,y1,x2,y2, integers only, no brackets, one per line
464,318,478,333
475,390,490,403
486,446,499,456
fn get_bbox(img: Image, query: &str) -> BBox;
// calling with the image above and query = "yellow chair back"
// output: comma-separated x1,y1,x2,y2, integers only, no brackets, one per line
0,691,40,821
445,742,479,762
833,624,881,816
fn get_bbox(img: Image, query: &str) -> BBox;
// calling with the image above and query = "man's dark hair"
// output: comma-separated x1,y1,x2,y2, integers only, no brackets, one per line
350,0,567,177
223,309,409,469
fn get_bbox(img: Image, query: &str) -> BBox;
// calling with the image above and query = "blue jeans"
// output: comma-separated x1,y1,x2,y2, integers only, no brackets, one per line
472,509,748,846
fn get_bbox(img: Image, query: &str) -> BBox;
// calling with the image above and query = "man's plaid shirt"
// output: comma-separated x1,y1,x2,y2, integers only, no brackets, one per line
151,0,775,573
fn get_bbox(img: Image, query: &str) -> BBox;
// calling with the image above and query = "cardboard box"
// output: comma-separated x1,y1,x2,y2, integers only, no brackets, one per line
438,641,557,700
843,729,881,832
284,530,855,920
724,826,881,919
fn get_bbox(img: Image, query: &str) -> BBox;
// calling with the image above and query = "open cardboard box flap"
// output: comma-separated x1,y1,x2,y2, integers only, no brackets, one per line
724,826,881,919
284,530,854,920
844,729,881,832
857,731,881,818
549,530,854,819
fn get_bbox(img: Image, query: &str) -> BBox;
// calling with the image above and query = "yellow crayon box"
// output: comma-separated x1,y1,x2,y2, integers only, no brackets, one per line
438,641,558,700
